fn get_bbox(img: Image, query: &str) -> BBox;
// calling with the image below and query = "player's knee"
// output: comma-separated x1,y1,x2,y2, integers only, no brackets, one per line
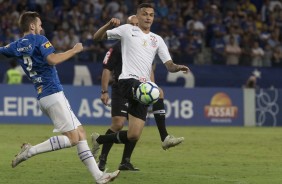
110,123,124,132
63,132,80,146
127,134,140,142
111,117,126,132
68,137,79,146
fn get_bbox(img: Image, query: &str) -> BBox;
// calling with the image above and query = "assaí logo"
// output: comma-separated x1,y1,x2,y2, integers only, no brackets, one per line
204,92,238,123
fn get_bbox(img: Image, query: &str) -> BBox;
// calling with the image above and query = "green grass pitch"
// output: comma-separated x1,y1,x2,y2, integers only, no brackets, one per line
1,124,282,184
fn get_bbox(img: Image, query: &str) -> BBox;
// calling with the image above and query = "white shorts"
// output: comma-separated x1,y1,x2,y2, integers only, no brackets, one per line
38,91,81,133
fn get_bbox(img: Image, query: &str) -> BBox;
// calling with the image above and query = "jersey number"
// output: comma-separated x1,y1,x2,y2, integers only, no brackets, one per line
23,56,37,77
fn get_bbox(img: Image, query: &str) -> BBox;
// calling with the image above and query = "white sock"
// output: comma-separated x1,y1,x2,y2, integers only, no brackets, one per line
28,135,72,157
77,140,103,180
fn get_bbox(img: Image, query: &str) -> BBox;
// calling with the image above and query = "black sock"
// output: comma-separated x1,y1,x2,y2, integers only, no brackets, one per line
100,129,115,161
97,130,129,144
121,141,137,163
153,99,168,141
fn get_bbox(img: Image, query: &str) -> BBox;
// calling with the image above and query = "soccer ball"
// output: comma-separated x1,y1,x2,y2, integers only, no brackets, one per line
135,81,160,105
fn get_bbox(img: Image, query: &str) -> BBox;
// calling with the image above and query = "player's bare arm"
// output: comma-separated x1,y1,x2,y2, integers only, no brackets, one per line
100,69,111,105
93,18,120,41
47,43,83,65
150,69,155,82
164,60,190,73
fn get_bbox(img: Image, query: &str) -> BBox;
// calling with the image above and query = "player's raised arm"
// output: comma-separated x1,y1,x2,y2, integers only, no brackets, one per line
164,60,190,73
93,18,120,41
47,43,83,65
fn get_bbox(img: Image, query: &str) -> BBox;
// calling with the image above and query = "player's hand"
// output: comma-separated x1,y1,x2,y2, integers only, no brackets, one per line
108,18,120,27
100,93,110,106
73,43,83,54
178,65,190,73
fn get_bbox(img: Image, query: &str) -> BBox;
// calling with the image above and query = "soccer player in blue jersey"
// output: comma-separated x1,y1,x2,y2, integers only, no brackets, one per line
0,11,119,184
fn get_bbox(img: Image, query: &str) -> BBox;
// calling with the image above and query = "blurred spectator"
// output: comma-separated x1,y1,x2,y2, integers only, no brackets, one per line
224,35,241,65
222,0,238,16
224,25,241,46
261,0,271,22
156,0,169,18
259,23,271,44
181,1,195,22
210,35,225,65
105,0,120,17
186,12,205,35
239,34,252,66
68,5,84,33
267,29,280,49
16,0,28,14
166,30,181,63
41,2,58,40
51,29,70,53
78,31,96,62
3,60,22,84
251,41,265,67
223,10,234,29
240,0,257,14
272,45,282,67
67,29,80,49
262,43,272,67
113,6,127,24
173,17,187,38
182,33,201,64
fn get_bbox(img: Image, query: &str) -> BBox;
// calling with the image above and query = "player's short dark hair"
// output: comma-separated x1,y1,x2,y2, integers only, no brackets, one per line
137,3,154,10
18,11,40,33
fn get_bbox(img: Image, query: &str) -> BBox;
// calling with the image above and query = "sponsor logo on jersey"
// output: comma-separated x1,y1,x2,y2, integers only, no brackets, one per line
17,44,32,52
43,41,52,49
129,74,139,80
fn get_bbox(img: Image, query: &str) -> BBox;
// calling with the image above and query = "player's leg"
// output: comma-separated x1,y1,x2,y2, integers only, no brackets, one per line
12,92,75,168
58,92,120,182
92,79,146,156
116,97,147,171
98,116,125,171
96,86,127,171
12,92,120,183
153,87,184,150
93,79,141,145
153,88,168,141
117,111,146,171
75,125,120,183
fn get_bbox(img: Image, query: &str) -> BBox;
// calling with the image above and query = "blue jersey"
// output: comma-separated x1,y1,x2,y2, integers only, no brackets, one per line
0,34,63,99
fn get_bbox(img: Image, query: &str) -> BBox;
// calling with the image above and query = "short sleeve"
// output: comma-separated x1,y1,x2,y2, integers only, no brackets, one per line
157,36,172,63
106,24,130,40
39,36,55,59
